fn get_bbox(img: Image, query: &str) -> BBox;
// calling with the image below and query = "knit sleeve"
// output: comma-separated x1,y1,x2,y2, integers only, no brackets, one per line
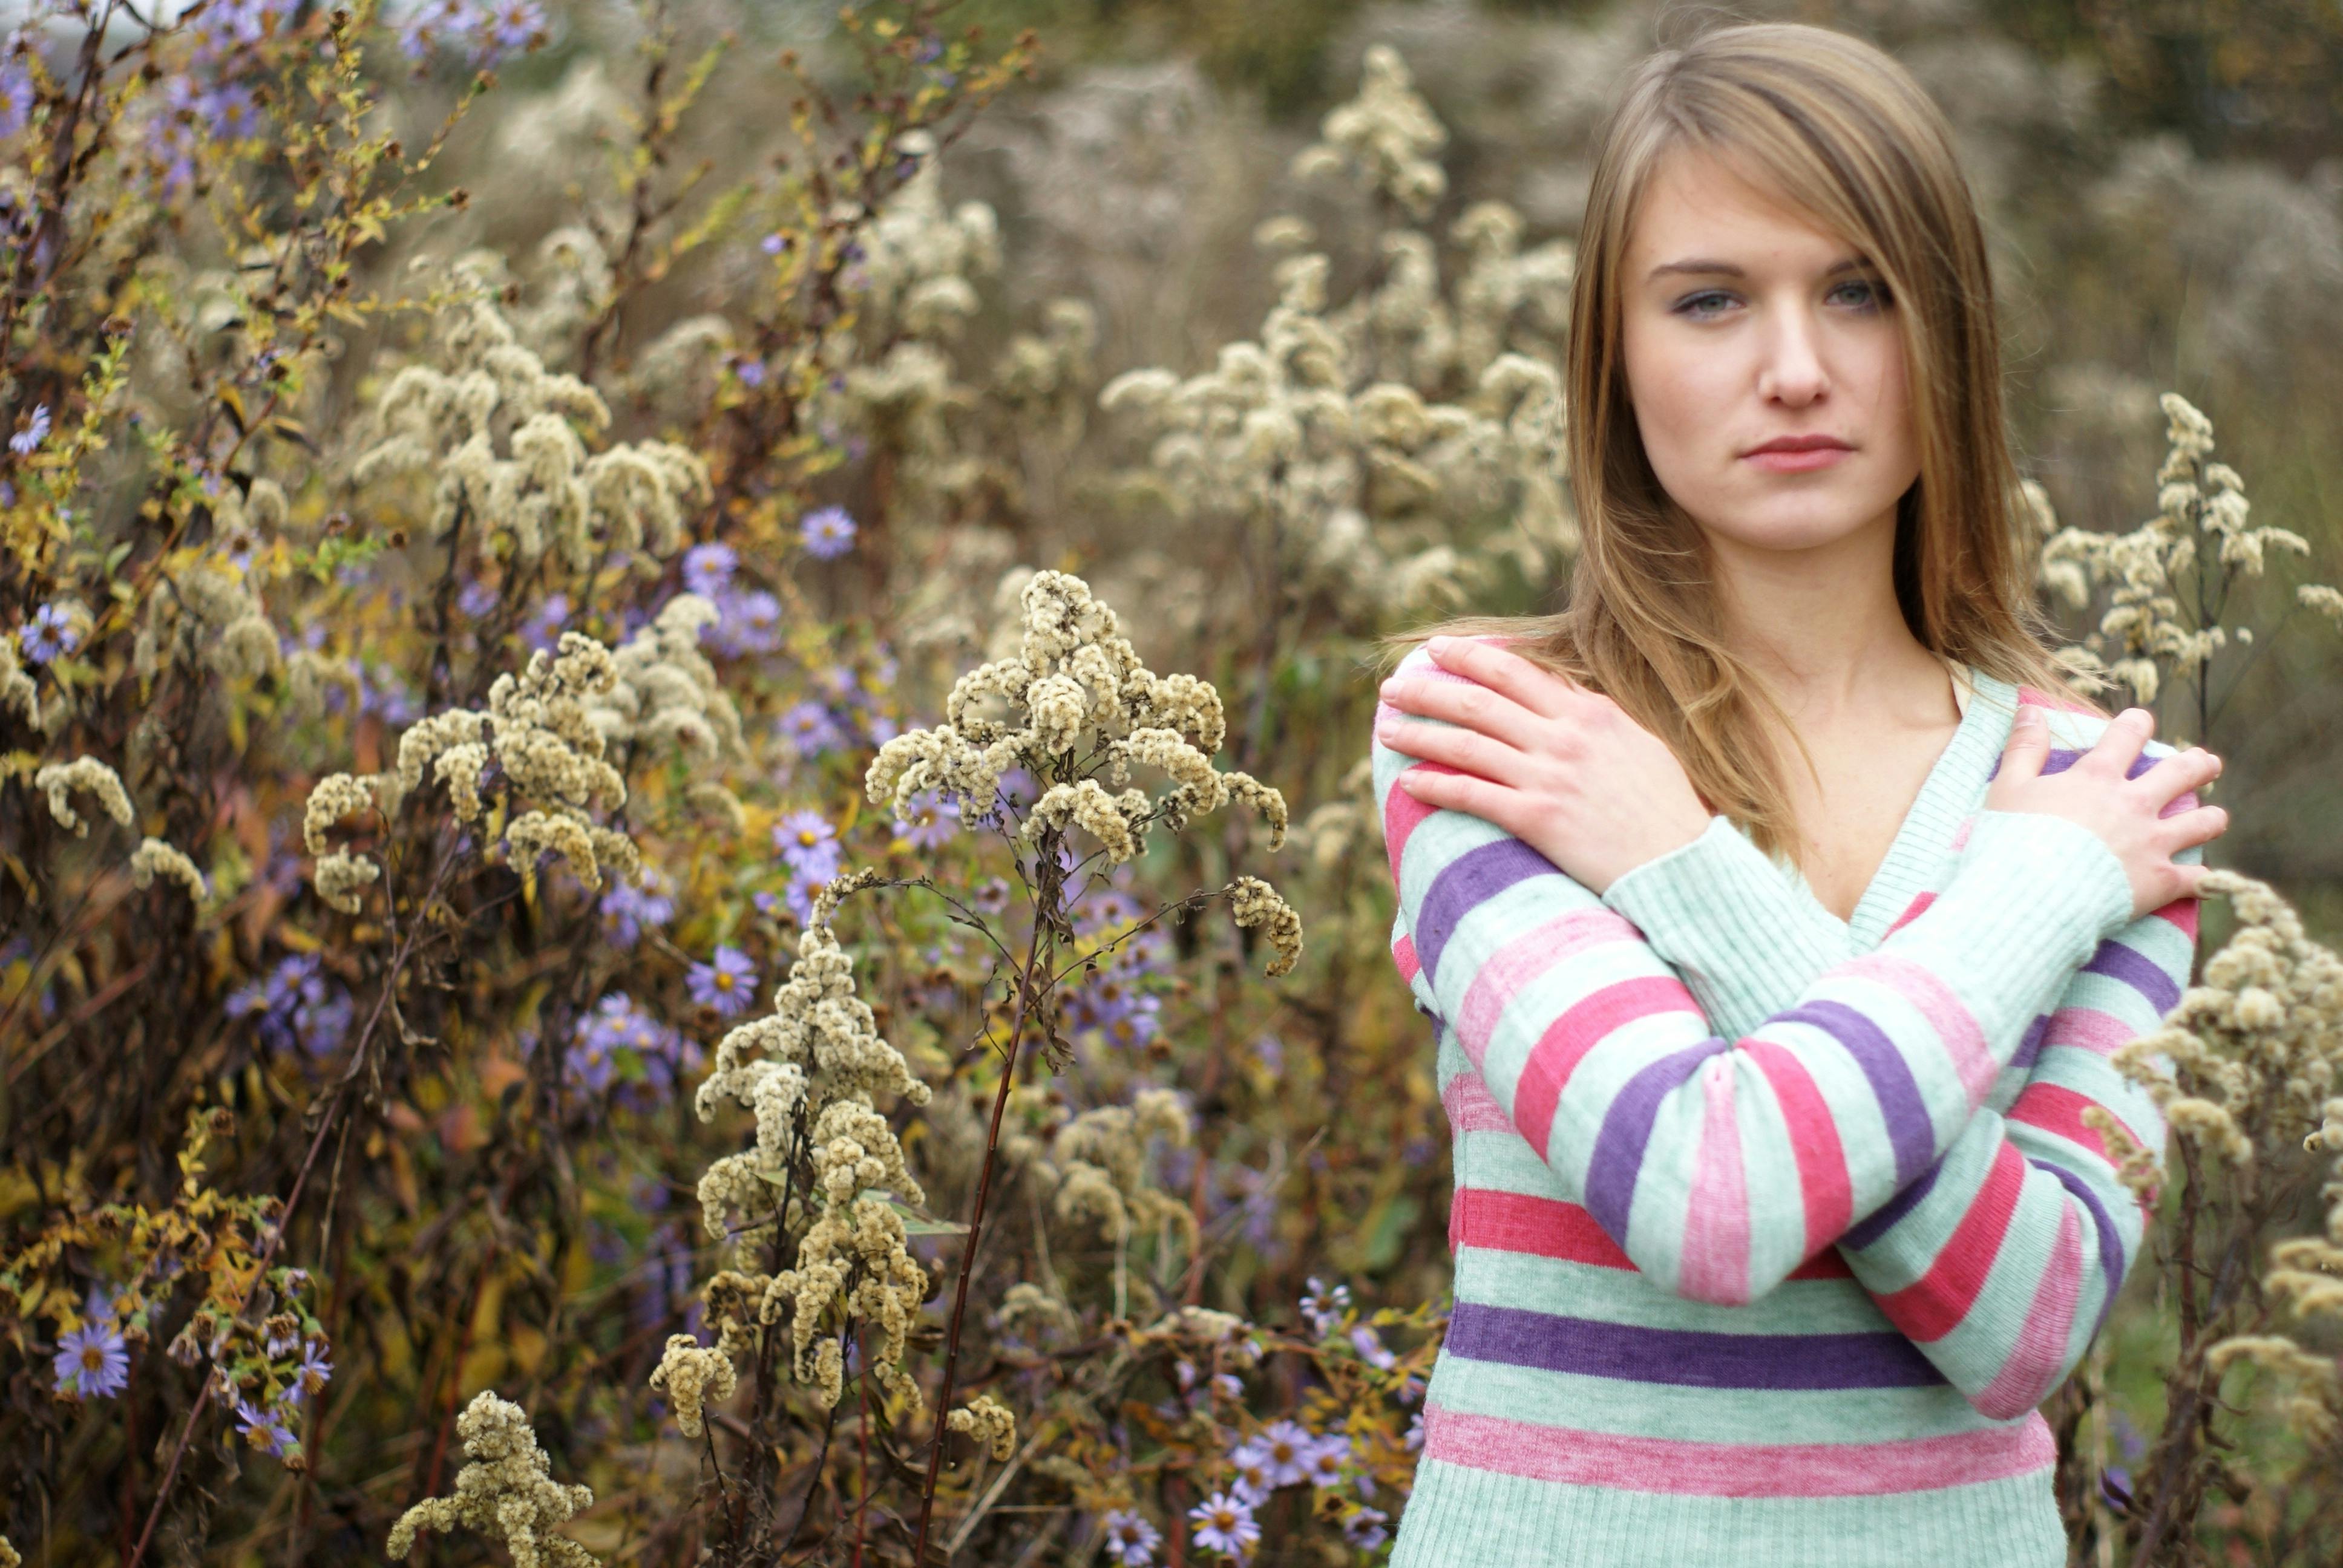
1602,825,2195,1414
1373,645,2138,1306
1832,885,2193,1416
1530,685,2201,1416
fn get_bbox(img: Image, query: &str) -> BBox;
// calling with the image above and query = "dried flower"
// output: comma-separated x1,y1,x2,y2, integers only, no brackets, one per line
946,1392,1017,1460
35,757,134,837
385,1391,596,1568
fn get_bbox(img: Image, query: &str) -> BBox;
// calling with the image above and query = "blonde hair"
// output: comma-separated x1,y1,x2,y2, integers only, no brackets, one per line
1396,19,2100,861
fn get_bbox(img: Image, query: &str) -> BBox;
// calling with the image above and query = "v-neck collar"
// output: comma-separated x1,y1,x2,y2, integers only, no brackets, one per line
1761,662,2018,950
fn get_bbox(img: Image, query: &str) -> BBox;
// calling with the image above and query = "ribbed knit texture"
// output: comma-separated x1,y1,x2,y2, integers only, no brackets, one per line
1372,645,2202,1568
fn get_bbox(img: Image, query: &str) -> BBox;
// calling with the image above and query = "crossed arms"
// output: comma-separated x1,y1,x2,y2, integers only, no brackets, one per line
1374,645,2198,1417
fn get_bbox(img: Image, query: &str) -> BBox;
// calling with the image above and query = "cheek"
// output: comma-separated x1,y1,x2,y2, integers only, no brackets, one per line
1861,331,1920,469
1622,328,1730,470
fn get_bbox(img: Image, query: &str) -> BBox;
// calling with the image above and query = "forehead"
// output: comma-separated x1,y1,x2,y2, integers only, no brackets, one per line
1626,146,1849,263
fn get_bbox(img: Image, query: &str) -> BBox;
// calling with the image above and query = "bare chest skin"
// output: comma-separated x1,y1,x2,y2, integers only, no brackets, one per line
1781,708,1963,924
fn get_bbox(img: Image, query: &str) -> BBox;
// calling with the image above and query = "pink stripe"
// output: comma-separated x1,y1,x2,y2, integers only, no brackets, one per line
1679,1057,1751,1305
1885,890,1936,936
1441,1071,1512,1135
1379,748,1444,884
2017,685,2100,716
1421,1403,2056,1497
1392,933,1421,984
2042,1006,2137,1057
2007,1083,2106,1157
1840,952,1995,1105
1513,975,1703,1153
1740,1039,1853,1263
1455,909,1644,1070
1974,1206,2086,1419
1950,815,1974,852
2153,895,2199,941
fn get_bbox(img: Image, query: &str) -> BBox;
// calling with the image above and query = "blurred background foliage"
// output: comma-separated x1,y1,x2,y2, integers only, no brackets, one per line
2,0,2341,1564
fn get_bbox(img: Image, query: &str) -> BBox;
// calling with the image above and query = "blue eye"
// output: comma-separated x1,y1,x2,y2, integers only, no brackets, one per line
1672,290,1735,319
1671,279,1894,319
1831,278,1892,310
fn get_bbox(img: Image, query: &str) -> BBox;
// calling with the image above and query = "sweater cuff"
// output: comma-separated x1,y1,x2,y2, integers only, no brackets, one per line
1915,808,2138,1044
1955,809,2135,941
1602,815,1850,1035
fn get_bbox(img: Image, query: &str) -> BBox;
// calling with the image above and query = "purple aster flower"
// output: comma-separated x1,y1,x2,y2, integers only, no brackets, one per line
53,1322,129,1399
296,1341,333,1398
11,402,48,454
774,810,843,880
1225,1439,1276,1504
1349,1324,1397,1370
18,602,76,664
733,356,768,388
706,587,782,659
1299,1277,1351,1338
1253,1419,1316,1488
487,0,545,52
973,878,1012,916
1403,1409,1426,1451
1186,1491,1260,1558
686,945,758,1017
761,231,791,256
1343,1506,1391,1550
1099,1509,1161,1566
683,541,737,598
1302,1431,1353,1488
893,789,960,850
523,592,570,652
779,872,821,925
799,505,856,559
0,57,33,139
776,701,847,759
456,580,500,619
600,870,676,948
233,1396,297,1459
226,953,353,1060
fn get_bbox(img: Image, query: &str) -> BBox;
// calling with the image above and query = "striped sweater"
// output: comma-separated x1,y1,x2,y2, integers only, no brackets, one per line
1373,647,2198,1568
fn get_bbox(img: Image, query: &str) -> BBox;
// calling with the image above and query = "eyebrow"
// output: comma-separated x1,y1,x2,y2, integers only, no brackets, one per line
1645,255,1870,283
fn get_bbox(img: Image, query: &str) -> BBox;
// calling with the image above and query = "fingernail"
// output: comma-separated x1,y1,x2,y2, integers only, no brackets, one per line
1427,636,1450,655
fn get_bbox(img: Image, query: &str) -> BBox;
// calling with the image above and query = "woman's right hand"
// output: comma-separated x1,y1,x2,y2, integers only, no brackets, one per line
1986,704,2227,918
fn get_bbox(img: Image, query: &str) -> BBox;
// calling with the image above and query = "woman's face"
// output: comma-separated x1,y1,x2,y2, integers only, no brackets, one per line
1618,148,1919,567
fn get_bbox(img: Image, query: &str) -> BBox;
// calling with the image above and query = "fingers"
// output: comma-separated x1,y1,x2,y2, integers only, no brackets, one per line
1374,704,1526,788
2141,746,2222,817
1380,661,1539,749
2157,802,2229,852
1421,635,1579,720
2086,707,2157,777
1998,704,2052,784
1394,762,1526,838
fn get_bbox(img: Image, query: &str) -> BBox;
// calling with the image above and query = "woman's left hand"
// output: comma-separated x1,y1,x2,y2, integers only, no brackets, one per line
1375,635,1713,895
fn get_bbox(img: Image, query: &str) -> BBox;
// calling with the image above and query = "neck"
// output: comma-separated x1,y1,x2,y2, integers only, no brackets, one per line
1706,509,1948,725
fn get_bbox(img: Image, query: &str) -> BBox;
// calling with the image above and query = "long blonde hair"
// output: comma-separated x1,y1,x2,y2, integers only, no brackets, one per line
1395,19,2100,861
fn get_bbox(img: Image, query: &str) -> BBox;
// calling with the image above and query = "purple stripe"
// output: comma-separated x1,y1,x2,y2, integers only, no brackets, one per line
2010,1012,2053,1074
1840,1160,1942,1251
1773,1000,1935,1186
2030,1157,2127,1338
2081,939,2181,1016
1582,1040,1728,1244
1990,748,2160,782
1444,1301,1947,1390
1411,837,1558,984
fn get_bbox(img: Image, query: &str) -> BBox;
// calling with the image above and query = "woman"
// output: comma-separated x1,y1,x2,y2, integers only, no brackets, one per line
1369,21,2226,1567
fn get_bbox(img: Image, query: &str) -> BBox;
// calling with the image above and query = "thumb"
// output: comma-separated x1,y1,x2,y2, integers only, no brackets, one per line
1999,704,2051,784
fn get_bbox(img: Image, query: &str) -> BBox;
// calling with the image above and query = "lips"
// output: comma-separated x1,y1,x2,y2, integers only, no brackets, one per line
1743,435,1852,456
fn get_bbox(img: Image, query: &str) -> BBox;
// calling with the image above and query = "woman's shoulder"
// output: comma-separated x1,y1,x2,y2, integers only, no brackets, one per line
2005,679,2181,764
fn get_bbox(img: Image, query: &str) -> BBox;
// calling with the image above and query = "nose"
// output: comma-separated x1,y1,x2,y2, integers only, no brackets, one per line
1755,302,1829,407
